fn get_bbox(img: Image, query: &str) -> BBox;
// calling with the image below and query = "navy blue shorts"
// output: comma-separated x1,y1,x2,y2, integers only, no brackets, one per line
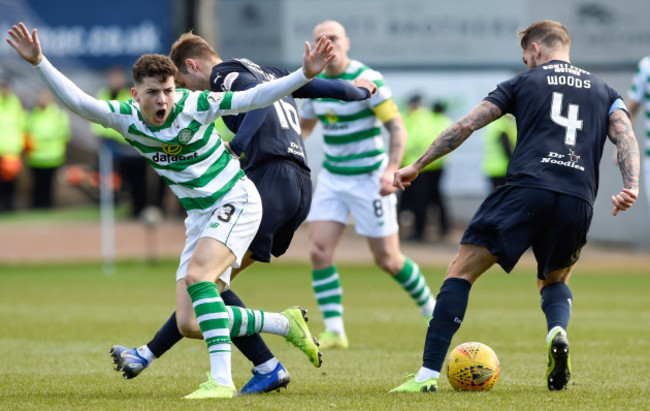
245,161,312,263
461,185,593,279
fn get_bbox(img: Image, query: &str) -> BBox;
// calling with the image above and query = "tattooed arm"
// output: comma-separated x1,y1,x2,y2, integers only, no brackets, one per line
380,115,407,195
393,100,502,190
607,108,640,216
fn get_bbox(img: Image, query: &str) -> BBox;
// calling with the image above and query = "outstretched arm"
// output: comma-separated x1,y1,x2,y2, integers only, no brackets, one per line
218,36,334,117
293,78,374,101
607,108,640,216
394,100,502,190
7,22,113,127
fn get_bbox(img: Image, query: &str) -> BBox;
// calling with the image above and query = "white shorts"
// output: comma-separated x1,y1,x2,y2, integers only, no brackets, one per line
175,177,262,283
307,168,398,238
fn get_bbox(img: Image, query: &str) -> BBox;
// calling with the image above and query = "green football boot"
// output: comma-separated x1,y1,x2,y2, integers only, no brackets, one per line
282,306,322,367
183,373,237,399
546,327,571,391
390,374,438,393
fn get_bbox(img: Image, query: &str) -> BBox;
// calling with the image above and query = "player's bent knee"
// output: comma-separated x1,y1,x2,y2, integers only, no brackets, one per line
374,255,399,274
184,263,211,285
370,248,402,274
183,273,200,286
309,244,332,267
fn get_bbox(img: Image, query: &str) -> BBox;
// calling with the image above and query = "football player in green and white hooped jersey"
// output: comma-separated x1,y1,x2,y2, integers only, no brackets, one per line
627,56,650,209
7,22,334,399
299,20,436,350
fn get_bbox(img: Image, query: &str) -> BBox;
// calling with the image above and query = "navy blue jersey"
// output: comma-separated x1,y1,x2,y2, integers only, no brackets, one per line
210,58,369,173
211,59,308,172
207,59,369,262
485,60,625,205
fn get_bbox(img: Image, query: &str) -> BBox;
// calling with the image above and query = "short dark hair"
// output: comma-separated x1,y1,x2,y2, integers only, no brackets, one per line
432,101,446,113
518,20,570,50
169,31,220,74
131,54,177,85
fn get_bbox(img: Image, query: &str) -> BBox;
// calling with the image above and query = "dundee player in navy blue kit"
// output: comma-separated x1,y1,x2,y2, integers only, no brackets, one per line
110,32,375,394
391,20,640,393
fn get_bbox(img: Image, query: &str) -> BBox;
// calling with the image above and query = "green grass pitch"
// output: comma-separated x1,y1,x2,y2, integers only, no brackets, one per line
1,260,648,410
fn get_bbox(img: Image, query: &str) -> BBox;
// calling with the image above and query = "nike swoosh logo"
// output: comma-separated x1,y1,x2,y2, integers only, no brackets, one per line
120,352,146,368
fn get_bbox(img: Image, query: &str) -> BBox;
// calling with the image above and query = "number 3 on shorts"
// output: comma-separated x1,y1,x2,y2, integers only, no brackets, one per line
215,204,236,222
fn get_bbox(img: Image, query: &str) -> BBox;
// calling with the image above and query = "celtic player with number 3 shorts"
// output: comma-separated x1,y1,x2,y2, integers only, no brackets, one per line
108,32,376,395
7,22,335,399
299,20,436,350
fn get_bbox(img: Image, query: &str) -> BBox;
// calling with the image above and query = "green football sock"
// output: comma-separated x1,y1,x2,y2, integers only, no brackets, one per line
226,306,264,337
187,281,232,385
312,266,344,333
392,257,434,311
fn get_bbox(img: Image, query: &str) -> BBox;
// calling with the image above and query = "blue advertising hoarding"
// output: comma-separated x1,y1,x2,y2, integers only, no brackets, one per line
0,0,174,70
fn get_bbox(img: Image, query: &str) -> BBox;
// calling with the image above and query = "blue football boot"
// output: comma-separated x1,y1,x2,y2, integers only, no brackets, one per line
239,362,291,394
109,345,150,379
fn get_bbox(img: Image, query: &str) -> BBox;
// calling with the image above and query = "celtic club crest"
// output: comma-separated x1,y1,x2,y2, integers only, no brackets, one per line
178,128,193,145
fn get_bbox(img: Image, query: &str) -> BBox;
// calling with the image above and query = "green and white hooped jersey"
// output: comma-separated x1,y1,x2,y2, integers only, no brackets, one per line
102,90,242,211
34,56,310,212
301,60,390,175
628,56,650,158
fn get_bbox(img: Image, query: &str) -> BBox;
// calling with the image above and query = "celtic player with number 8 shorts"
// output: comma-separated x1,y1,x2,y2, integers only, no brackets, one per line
299,20,437,350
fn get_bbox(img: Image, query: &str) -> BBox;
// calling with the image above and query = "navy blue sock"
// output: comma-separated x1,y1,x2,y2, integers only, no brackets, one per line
422,278,472,372
540,282,573,331
221,289,274,366
146,312,183,358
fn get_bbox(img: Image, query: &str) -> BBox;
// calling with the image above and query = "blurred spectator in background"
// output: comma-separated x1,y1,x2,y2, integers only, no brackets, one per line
91,66,148,218
400,96,452,242
482,113,517,188
25,89,71,208
0,79,27,212
626,56,650,208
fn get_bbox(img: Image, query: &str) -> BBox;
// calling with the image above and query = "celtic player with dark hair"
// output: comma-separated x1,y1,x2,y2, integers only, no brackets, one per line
110,31,376,395
7,21,334,400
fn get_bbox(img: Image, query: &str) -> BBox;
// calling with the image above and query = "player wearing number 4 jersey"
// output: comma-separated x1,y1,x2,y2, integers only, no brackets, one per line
299,20,436,350
7,22,336,399
391,20,639,393
109,32,375,395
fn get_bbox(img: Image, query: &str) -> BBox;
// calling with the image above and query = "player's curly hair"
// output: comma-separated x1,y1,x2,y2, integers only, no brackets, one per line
518,20,570,50
132,54,177,85
169,31,220,74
